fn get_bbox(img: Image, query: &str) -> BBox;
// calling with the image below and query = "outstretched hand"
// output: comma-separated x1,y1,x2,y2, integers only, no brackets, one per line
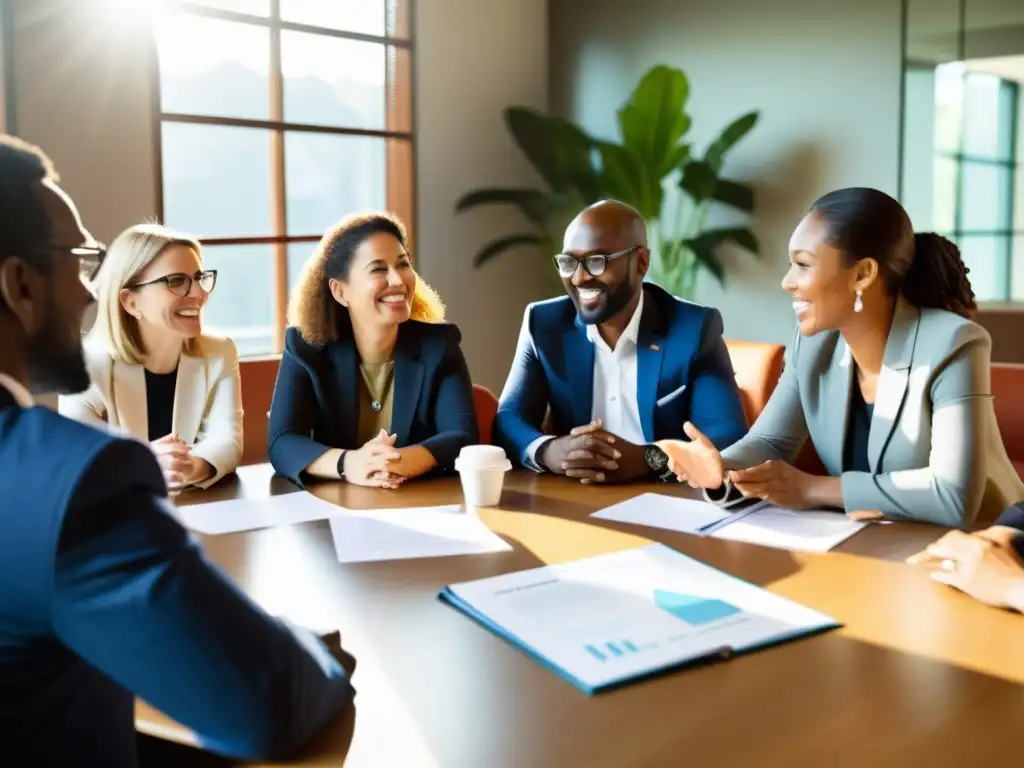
657,422,724,489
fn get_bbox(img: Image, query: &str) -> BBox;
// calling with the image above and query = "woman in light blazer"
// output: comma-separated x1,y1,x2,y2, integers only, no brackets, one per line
59,223,242,490
660,187,1024,528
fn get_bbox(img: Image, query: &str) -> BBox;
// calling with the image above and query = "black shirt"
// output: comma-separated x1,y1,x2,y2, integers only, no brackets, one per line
843,383,874,474
144,368,177,441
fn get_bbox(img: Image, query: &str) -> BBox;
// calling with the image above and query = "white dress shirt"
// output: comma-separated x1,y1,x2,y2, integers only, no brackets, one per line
0,373,35,407
527,292,647,470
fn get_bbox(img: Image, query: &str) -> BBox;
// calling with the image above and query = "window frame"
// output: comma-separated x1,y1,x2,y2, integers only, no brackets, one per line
930,71,1021,301
149,0,416,356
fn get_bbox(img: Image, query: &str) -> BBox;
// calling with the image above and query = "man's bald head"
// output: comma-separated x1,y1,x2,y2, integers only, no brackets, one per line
559,199,649,326
563,200,647,254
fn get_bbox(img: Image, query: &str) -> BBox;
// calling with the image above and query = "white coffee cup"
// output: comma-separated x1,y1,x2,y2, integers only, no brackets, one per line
455,445,512,508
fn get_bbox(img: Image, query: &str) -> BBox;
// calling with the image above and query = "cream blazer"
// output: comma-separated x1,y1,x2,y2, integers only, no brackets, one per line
58,334,243,489
715,296,1023,528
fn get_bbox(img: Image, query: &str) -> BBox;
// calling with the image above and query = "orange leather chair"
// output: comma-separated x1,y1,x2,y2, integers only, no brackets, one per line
724,339,785,427
473,384,499,445
992,363,1024,481
239,357,280,465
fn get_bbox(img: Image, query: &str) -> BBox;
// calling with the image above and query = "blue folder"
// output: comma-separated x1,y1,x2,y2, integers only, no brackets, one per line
439,545,840,695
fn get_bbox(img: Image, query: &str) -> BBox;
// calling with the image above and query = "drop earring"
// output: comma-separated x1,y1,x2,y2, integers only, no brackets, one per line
853,289,864,313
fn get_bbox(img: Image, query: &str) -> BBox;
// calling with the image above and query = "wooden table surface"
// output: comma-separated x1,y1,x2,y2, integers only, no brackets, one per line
137,465,1024,768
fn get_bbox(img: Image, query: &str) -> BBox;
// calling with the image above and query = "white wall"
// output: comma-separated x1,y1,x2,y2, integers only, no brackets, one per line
12,0,158,244
415,0,552,392
549,0,904,345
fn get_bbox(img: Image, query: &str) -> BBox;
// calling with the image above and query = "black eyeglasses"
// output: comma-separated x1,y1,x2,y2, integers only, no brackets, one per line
37,244,107,282
128,269,218,296
553,246,640,278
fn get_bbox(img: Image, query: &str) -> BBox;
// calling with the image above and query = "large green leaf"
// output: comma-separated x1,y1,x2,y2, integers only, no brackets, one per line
679,160,719,203
472,233,549,268
704,111,759,173
505,107,600,200
679,227,760,286
617,65,692,183
455,187,576,226
594,142,657,219
713,179,755,212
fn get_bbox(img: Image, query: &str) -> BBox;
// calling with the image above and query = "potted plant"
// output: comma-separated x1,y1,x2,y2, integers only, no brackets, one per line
455,64,760,300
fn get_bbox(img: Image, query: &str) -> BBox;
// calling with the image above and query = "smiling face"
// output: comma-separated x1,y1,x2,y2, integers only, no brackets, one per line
782,212,878,335
120,244,207,341
329,231,415,329
561,206,648,325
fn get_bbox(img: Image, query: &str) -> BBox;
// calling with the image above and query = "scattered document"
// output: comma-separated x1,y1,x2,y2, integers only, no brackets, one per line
591,493,733,534
707,505,866,553
590,493,867,552
329,505,512,563
441,543,838,694
174,492,343,535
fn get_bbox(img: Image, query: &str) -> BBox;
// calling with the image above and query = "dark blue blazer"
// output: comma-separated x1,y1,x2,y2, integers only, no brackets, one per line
0,387,352,766
494,283,747,467
268,321,478,485
996,502,1024,558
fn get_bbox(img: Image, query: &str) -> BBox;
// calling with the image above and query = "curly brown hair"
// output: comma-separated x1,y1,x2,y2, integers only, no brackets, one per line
288,211,446,345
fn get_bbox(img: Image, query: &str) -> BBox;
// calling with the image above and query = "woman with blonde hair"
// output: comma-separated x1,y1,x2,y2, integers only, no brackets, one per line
268,211,477,488
59,223,242,490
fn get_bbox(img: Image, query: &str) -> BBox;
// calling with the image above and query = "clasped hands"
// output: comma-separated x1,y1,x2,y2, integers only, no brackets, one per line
342,429,437,489
540,419,650,484
151,433,215,492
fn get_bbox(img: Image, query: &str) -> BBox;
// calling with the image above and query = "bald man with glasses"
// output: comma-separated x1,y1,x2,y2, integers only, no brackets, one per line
494,200,747,485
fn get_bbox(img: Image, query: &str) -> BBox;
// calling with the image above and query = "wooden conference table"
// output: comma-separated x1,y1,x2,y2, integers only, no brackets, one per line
136,465,1024,767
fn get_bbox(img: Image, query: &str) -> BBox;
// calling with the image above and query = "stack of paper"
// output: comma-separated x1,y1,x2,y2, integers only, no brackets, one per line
174,492,342,535
328,505,512,563
174,494,511,563
590,493,866,553
707,504,867,552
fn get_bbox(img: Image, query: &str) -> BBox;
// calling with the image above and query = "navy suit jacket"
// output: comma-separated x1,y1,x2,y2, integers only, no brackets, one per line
996,502,1024,558
268,322,478,485
494,283,747,467
0,387,352,767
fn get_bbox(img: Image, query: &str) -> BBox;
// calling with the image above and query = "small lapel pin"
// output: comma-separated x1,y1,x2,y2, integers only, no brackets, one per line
650,344,660,351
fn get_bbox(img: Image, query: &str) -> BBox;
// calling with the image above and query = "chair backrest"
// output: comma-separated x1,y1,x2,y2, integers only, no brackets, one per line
473,384,499,445
724,339,785,427
239,357,280,465
992,363,1024,466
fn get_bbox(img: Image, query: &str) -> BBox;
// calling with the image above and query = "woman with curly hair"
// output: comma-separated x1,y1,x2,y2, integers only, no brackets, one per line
660,187,1023,528
268,212,478,488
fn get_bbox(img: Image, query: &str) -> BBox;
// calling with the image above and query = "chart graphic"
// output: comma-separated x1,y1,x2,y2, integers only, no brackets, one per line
654,589,741,625
584,639,654,662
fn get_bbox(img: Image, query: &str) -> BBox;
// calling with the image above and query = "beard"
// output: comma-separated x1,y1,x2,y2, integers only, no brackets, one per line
574,278,636,325
26,294,90,396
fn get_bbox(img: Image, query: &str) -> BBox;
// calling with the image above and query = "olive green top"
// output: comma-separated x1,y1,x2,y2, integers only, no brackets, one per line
356,360,395,445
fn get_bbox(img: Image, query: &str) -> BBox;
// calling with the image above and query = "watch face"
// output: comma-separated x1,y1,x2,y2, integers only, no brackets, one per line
645,445,668,472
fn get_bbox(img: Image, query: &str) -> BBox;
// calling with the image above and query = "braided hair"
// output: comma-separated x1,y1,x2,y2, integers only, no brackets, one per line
809,187,976,319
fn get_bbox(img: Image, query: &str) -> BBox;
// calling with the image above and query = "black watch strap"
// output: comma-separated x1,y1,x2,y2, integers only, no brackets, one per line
336,450,348,479
644,444,670,479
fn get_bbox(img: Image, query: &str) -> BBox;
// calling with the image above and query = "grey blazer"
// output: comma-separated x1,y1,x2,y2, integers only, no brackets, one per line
717,296,1024,528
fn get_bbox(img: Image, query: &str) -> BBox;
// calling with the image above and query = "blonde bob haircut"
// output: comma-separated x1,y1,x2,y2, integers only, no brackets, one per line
288,211,444,345
88,222,203,364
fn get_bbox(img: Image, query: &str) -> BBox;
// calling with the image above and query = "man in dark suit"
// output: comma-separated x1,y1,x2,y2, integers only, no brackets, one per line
494,200,747,484
0,135,352,765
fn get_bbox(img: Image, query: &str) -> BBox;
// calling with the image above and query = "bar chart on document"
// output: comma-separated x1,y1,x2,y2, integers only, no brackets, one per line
443,544,836,691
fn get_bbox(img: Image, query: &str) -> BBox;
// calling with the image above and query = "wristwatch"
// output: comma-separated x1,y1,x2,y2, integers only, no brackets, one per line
644,444,671,480
336,450,348,479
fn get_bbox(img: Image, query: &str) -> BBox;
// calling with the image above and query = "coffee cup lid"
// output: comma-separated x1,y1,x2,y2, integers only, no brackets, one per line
455,445,511,472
